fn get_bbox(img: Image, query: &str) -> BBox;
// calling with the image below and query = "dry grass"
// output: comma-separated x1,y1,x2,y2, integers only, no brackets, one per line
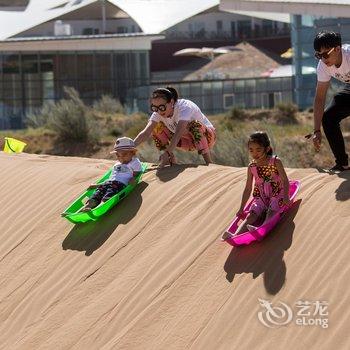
3,103,350,169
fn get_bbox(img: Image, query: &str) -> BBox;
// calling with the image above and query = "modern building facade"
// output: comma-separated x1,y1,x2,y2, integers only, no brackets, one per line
0,34,159,129
0,0,293,129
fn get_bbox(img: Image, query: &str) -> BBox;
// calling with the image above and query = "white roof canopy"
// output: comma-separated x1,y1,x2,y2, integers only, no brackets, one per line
220,0,350,18
0,0,294,41
0,0,219,40
224,9,290,23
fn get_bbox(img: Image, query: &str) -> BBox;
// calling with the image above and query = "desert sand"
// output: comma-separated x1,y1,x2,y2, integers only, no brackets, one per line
0,152,349,350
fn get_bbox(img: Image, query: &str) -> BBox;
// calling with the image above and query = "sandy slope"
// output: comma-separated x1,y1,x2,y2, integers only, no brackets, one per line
0,152,349,350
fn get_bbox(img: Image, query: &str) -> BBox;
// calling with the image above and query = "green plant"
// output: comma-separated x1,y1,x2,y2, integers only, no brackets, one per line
227,107,248,121
93,95,125,114
274,102,298,124
25,102,55,128
46,87,100,143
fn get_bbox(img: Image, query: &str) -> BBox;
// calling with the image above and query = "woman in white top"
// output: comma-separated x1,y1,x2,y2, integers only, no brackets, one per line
134,87,216,167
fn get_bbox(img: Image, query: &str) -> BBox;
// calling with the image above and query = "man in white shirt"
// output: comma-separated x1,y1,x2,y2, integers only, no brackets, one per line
312,31,350,172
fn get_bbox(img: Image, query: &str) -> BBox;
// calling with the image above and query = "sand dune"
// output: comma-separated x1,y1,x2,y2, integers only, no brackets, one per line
0,152,349,350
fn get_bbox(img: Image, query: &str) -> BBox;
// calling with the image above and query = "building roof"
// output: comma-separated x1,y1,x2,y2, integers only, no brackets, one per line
0,32,163,51
0,0,292,41
220,0,350,18
183,42,281,80
0,0,219,40
4,32,159,42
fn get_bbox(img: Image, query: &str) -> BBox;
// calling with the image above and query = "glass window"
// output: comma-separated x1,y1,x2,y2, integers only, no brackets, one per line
57,53,76,81
234,80,244,93
267,78,282,91
139,52,149,81
24,79,42,100
234,93,245,108
114,52,128,81
245,79,256,92
77,53,94,80
224,94,235,109
2,54,20,74
95,53,112,80
3,78,22,99
22,54,39,74
238,20,251,38
77,80,95,98
223,81,234,94
39,54,55,75
180,83,190,97
95,80,113,97
256,78,267,91
42,79,55,100
202,82,212,112
189,83,202,98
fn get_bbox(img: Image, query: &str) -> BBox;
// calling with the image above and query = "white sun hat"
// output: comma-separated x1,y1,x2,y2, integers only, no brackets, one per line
110,137,136,153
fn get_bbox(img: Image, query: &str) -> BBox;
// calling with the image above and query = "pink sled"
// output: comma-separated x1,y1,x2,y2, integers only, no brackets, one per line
224,180,301,247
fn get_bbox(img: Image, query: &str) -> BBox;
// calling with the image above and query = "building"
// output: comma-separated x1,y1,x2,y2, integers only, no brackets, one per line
0,0,293,128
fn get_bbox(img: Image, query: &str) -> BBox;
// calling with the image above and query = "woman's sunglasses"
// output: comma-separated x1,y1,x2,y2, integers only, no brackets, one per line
314,47,335,60
150,103,167,112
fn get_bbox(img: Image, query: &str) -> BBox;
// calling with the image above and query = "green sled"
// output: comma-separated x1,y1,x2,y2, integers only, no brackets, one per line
61,162,148,224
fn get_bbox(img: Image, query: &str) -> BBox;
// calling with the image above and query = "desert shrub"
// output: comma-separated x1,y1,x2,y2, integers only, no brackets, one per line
26,102,55,128
274,102,298,124
46,87,100,143
226,107,248,121
93,95,125,114
123,113,148,138
212,129,249,167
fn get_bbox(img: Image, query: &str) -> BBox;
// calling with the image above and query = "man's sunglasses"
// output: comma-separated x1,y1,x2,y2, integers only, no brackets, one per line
314,47,335,60
151,103,167,112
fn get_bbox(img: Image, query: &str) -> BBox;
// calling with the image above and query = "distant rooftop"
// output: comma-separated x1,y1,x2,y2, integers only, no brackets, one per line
221,0,350,17
184,42,281,81
2,32,161,43
0,0,28,6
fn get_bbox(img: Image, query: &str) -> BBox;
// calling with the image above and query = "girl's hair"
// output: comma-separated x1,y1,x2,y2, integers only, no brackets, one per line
248,131,273,156
151,86,179,102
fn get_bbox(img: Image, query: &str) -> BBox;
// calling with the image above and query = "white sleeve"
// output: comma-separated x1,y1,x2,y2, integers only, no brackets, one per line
130,158,142,172
149,112,160,122
178,100,195,121
317,61,331,82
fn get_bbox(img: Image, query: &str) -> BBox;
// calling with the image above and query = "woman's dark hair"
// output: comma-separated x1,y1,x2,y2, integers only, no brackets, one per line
314,31,341,51
151,86,179,102
248,131,273,156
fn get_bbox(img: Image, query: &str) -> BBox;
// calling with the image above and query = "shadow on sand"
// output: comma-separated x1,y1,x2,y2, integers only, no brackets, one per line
224,199,301,295
316,167,350,201
152,163,199,182
62,182,148,256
